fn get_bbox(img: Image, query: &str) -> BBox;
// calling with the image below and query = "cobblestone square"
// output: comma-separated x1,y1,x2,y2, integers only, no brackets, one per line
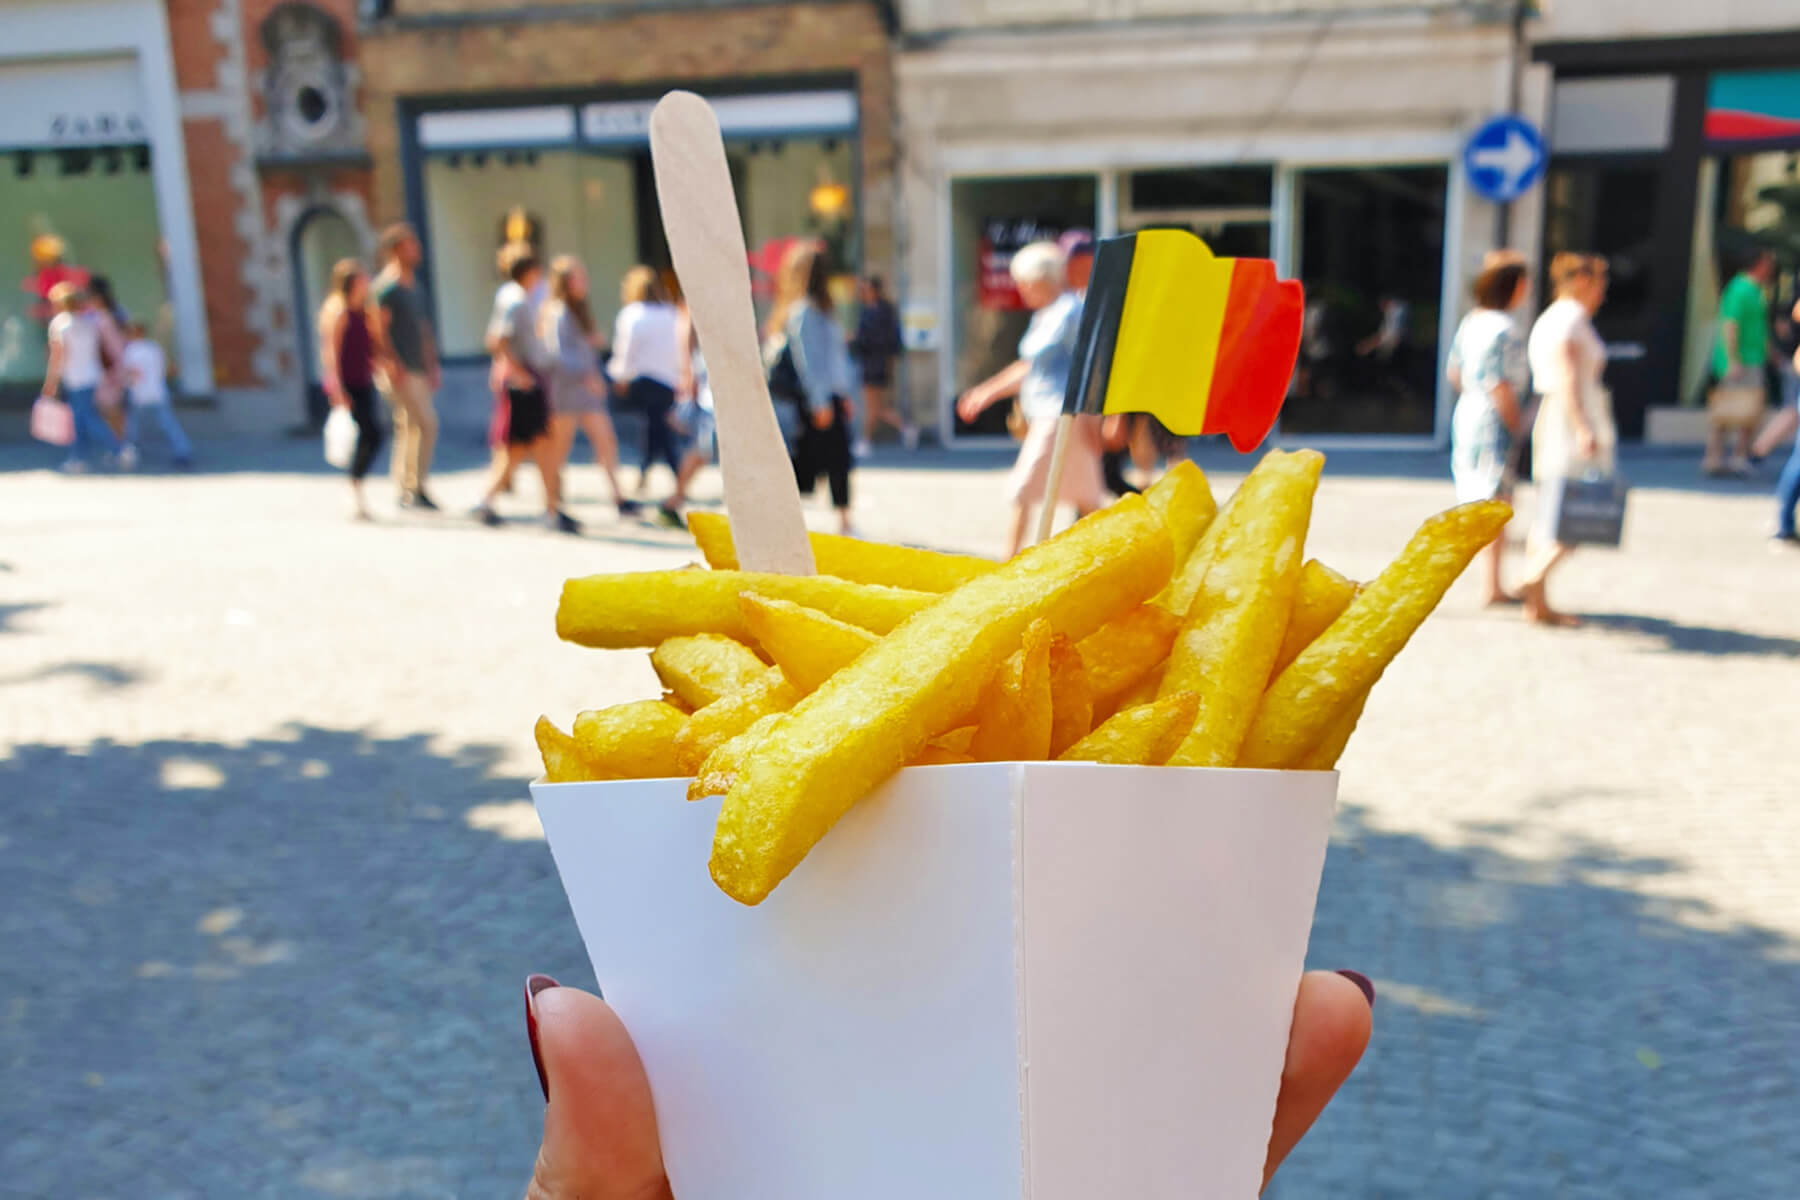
3,438,1796,1197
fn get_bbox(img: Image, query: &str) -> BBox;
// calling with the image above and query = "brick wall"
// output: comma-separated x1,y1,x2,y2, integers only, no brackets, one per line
361,1,897,274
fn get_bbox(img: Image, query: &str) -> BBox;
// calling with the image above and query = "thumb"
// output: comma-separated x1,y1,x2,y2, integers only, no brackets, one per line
525,978,671,1200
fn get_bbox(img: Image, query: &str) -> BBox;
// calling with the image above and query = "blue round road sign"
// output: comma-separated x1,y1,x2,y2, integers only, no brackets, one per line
1463,115,1547,205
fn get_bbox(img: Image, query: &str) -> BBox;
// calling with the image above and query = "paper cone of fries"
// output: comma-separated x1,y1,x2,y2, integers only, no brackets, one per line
533,762,1335,1199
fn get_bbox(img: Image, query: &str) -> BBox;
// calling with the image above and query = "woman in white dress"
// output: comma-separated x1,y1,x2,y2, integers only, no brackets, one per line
1520,253,1615,627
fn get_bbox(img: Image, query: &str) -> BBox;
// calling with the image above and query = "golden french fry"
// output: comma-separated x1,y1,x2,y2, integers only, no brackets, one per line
909,745,977,767
711,495,1173,904
969,619,1055,763
1156,488,1233,619
688,712,785,801
1269,560,1359,681
1106,660,1167,719
573,700,688,779
738,593,877,694
1047,634,1094,758
650,634,769,710
557,570,931,649
1164,449,1325,767
672,667,800,776
660,691,695,714
535,716,601,783
1059,691,1199,766
1077,603,1181,709
1295,692,1369,772
1142,460,1217,567
927,725,976,755
1239,499,1512,769
688,511,996,592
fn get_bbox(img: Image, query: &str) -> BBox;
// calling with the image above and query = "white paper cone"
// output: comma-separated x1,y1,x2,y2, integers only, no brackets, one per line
534,762,1337,1200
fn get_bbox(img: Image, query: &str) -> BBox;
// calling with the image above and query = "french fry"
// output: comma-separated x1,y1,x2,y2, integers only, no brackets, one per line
660,691,695,715
688,511,996,592
710,495,1173,904
909,745,977,767
1294,692,1369,772
928,726,976,755
1239,499,1511,769
557,570,932,648
1058,691,1199,766
1047,635,1095,758
573,700,688,779
969,619,1055,763
1156,489,1233,619
651,634,769,710
535,716,599,783
1107,660,1167,718
688,712,785,801
1269,560,1359,681
1076,604,1181,709
1163,450,1324,767
738,594,877,694
1142,460,1217,567
673,667,800,776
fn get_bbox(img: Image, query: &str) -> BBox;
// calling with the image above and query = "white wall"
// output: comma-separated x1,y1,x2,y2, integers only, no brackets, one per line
0,0,211,396
1532,0,1800,42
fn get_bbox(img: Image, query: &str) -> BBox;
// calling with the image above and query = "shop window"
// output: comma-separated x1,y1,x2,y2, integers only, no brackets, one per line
1119,165,1273,259
420,133,855,358
1288,166,1447,436
949,174,1097,436
1,144,165,383
1544,163,1659,325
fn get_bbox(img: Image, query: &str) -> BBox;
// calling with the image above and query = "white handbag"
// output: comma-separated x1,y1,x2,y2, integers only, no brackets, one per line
322,406,357,469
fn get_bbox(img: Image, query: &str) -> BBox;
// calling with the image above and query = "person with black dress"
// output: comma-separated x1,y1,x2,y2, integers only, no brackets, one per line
849,274,912,456
318,259,384,521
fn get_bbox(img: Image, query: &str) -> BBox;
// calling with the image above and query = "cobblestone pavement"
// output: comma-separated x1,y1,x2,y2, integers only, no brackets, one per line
3,434,1797,1197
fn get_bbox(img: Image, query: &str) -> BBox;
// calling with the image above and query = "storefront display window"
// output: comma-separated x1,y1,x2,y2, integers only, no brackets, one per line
421,129,855,359
1287,166,1446,436
1119,166,1272,259
949,174,1096,436
1,144,166,382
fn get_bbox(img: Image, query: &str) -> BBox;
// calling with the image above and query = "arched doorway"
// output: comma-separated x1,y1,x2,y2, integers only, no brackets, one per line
290,204,363,428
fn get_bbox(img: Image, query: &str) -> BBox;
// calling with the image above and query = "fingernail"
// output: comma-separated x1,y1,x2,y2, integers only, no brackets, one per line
1336,969,1376,1009
525,973,559,1101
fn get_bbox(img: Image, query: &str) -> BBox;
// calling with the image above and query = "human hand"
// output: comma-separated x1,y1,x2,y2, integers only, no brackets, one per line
811,405,835,431
1575,426,1598,460
520,970,1373,1198
955,387,990,424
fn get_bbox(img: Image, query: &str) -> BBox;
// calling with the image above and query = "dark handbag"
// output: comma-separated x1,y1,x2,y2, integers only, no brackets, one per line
766,337,806,448
1541,471,1628,547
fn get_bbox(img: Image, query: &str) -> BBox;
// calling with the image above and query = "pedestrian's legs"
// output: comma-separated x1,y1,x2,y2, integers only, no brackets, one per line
65,386,118,464
410,372,437,490
348,386,384,518
639,382,680,482
1518,538,1577,626
387,377,411,493
824,398,853,532
147,403,193,462
530,435,563,516
580,412,630,506
1004,503,1030,560
1775,428,1800,539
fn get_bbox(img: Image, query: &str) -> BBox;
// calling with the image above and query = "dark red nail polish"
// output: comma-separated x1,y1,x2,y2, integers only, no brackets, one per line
1336,969,1375,1008
525,974,559,1100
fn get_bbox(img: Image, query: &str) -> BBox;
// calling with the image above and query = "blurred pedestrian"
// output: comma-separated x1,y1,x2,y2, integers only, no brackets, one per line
610,266,685,524
1519,253,1615,626
372,223,440,512
667,298,715,521
1446,252,1530,605
767,242,855,535
1703,248,1776,478
1751,295,1799,464
476,250,577,534
542,255,636,519
486,243,532,497
120,320,192,469
956,240,1103,557
317,260,383,521
86,275,131,448
38,282,122,473
848,273,911,456
1772,301,1800,547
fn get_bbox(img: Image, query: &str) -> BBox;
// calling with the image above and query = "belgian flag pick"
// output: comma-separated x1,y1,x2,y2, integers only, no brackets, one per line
1065,229,1304,450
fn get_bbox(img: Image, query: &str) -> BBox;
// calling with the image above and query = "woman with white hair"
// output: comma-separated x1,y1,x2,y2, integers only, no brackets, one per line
956,240,1105,556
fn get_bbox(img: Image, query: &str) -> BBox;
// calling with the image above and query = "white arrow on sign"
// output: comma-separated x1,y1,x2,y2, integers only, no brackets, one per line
1470,128,1539,196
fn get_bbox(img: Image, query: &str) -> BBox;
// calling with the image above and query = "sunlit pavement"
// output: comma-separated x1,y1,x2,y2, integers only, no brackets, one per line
3,433,1796,1197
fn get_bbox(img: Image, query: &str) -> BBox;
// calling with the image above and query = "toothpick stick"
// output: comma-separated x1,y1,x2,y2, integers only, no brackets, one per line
651,92,815,576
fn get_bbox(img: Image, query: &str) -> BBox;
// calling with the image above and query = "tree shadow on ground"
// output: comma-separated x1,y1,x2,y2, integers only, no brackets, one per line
0,726,583,1198
0,600,50,633
0,659,148,690
1276,799,1800,1198
1578,612,1800,659
5,736,1797,1197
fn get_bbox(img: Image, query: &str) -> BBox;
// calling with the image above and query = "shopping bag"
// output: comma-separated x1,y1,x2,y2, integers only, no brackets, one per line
30,396,75,447
1541,471,1628,547
1707,381,1764,431
322,406,357,469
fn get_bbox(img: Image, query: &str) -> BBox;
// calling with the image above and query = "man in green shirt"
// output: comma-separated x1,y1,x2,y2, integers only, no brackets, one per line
1705,248,1774,477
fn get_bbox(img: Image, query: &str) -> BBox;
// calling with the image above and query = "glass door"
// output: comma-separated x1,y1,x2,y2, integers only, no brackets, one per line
1287,166,1448,436
1116,166,1273,258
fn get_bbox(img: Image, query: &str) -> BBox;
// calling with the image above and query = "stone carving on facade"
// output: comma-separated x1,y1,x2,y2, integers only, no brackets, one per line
255,2,366,162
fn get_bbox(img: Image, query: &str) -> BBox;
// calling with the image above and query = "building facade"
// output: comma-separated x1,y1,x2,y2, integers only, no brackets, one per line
895,0,1535,447
1532,2,1800,443
358,0,896,430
